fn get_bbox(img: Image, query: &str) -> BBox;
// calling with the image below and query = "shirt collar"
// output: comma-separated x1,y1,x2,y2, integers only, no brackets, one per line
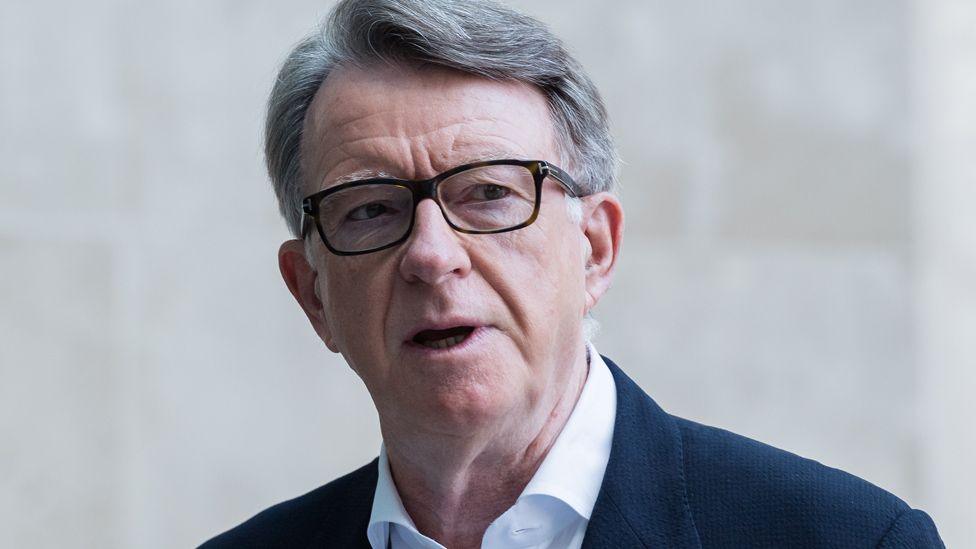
367,445,440,548
519,344,616,519
366,342,617,546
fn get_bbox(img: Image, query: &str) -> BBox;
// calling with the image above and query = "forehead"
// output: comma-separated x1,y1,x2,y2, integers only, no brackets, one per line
300,64,559,191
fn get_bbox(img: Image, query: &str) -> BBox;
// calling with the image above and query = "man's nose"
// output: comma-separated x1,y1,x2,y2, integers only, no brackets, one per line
397,199,472,285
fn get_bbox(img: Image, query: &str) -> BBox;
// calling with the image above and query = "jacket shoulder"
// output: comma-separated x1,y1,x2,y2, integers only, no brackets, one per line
673,417,941,547
198,459,378,549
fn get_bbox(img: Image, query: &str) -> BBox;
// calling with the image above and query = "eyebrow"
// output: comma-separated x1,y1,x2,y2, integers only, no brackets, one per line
330,169,395,186
323,150,527,188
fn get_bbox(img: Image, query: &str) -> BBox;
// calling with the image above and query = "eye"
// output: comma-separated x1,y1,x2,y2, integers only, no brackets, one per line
347,202,391,221
473,183,511,201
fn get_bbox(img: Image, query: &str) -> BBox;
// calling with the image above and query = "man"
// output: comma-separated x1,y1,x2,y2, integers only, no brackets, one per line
202,0,943,547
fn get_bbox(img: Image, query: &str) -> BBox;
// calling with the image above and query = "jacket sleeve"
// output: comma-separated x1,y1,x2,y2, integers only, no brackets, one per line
876,508,945,549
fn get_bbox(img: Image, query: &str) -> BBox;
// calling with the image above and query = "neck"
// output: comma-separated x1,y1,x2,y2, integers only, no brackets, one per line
381,345,590,548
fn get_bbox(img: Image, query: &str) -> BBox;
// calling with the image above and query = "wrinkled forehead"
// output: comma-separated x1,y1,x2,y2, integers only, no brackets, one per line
299,63,560,194
321,149,534,186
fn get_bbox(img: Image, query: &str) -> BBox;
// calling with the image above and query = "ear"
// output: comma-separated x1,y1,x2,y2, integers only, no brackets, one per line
278,239,339,352
580,192,624,313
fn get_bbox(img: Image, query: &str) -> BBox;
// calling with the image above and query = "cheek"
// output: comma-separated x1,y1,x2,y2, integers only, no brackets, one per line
484,217,586,329
320,259,393,355
522,211,585,294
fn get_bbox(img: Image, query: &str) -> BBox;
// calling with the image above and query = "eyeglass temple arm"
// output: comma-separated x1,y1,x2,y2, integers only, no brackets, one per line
541,162,584,198
299,198,313,238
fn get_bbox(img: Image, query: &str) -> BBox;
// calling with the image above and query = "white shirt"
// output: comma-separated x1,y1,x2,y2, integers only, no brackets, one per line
366,344,617,549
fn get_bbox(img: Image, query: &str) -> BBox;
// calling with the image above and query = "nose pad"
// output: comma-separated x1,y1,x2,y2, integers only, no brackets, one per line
398,198,471,284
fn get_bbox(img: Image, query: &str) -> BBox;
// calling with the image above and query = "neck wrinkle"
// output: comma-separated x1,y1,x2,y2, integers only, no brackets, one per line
381,343,590,547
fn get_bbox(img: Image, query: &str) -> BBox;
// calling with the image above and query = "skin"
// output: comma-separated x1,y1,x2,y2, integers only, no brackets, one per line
278,64,624,548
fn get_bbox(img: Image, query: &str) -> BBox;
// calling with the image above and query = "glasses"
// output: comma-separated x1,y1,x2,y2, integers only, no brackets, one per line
301,159,583,256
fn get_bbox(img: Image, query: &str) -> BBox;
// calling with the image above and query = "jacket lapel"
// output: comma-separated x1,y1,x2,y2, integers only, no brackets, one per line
310,459,378,549
582,357,701,549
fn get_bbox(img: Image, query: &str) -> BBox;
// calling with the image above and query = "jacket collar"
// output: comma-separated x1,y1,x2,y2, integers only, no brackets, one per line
582,356,701,549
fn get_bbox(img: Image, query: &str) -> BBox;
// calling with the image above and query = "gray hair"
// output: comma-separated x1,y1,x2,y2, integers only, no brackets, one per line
265,0,619,238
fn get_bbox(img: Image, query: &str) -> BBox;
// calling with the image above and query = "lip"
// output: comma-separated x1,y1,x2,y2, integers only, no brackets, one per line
404,317,487,344
403,323,492,355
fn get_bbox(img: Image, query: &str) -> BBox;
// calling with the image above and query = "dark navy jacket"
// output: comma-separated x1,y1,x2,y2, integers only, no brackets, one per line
201,357,944,548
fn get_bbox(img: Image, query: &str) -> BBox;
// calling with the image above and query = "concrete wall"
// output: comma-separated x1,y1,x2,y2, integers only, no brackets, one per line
1,0,970,546
913,0,976,544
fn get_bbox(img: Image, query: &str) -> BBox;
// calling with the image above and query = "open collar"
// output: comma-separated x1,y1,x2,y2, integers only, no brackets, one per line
366,344,617,548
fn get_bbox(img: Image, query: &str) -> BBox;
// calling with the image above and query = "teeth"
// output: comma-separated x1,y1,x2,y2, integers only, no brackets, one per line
421,334,467,349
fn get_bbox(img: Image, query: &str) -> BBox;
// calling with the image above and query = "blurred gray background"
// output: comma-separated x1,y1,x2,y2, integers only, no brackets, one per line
1,0,973,547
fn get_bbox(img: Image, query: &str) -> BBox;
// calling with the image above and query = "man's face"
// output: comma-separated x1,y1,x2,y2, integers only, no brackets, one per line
283,65,620,436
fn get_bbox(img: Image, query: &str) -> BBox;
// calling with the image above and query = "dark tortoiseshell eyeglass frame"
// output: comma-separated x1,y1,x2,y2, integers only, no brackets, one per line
300,159,583,256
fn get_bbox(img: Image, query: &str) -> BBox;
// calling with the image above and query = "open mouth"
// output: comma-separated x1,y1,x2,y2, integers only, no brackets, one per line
411,326,476,350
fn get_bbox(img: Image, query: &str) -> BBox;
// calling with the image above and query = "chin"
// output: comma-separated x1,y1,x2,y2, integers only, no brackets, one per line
414,376,517,431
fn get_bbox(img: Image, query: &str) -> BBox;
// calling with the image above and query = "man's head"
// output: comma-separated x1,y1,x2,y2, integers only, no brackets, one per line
267,0,619,236
271,0,623,437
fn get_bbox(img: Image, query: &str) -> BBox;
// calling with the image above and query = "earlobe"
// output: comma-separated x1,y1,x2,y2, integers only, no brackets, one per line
278,239,339,352
581,193,624,312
